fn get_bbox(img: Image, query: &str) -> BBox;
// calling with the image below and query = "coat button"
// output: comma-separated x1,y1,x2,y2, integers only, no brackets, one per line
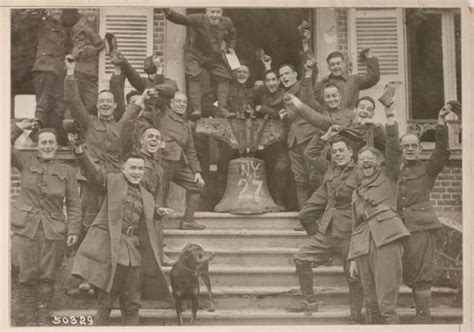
42,182,47,186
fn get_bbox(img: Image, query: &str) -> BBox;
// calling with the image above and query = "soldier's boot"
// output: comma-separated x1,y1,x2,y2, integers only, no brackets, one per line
365,303,383,324
180,191,205,230
18,282,38,326
95,308,112,326
383,312,400,324
413,288,432,324
122,309,140,326
188,80,203,119
349,283,365,324
37,280,54,326
216,80,235,118
285,261,319,313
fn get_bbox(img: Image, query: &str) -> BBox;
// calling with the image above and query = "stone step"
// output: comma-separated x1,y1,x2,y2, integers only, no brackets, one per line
51,306,463,325
57,285,460,310
162,265,346,288
167,212,300,229
164,246,304,266
164,229,308,249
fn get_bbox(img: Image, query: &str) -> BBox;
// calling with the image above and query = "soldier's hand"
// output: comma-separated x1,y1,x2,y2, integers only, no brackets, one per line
195,172,205,188
349,260,358,279
322,124,342,140
262,54,272,65
135,88,152,107
359,48,371,60
283,93,303,109
439,105,452,119
384,97,396,118
16,118,37,131
304,58,317,72
65,54,76,74
228,47,235,55
279,108,288,119
67,235,79,247
156,207,175,217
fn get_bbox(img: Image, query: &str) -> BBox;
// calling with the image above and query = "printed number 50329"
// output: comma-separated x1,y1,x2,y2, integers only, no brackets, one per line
51,315,94,325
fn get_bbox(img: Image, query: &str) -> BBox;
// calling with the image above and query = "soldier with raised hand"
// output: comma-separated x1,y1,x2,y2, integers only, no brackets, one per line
71,8,105,115
348,100,410,324
71,139,173,326
313,49,380,110
32,8,70,144
163,8,236,119
278,59,321,209
286,124,364,323
11,120,81,326
398,105,451,323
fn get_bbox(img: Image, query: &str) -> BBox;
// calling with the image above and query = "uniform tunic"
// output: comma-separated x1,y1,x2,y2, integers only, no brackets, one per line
349,123,410,322
11,123,82,284
397,125,450,289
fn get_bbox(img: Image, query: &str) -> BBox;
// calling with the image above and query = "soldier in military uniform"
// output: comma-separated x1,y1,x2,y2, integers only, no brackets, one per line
120,88,175,265
71,141,173,326
32,8,70,144
159,91,206,230
163,8,236,119
64,57,127,234
279,61,321,208
287,125,364,323
11,120,82,326
348,101,410,324
397,106,451,323
71,8,104,115
313,49,380,110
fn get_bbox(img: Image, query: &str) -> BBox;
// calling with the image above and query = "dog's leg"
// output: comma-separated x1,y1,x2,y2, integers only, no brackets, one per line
174,298,183,325
190,297,198,325
200,264,215,312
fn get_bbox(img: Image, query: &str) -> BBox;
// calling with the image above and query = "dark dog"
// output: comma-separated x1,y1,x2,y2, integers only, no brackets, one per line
170,243,215,325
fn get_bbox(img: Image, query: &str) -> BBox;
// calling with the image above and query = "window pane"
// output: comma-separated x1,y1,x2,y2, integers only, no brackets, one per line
406,9,444,120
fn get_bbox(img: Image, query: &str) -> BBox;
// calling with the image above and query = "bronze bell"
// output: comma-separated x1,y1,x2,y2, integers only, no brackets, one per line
214,157,279,214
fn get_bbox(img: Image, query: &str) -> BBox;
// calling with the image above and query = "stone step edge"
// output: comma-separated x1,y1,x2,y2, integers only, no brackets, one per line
160,265,342,274
65,285,458,298
165,247,299,254
164,229,307,236
52,307,463,320
169,212,298,219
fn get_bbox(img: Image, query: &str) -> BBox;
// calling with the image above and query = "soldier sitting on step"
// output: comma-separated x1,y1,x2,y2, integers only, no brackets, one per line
285,125,364,324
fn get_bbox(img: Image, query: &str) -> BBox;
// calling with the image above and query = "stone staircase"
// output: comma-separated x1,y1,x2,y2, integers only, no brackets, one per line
50,212,462,325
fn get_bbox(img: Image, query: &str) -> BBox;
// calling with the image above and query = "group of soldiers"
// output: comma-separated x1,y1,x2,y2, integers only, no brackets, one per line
11,7,458,326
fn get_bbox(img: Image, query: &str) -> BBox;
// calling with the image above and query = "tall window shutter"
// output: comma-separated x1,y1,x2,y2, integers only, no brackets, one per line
98,8,154,91
348,8,408,131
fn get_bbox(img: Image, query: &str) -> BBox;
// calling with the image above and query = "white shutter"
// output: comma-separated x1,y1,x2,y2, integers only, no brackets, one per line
98,8,153,91
348,8,408,132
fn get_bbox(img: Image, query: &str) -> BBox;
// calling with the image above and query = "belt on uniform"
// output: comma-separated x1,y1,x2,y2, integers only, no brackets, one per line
121,226,139,236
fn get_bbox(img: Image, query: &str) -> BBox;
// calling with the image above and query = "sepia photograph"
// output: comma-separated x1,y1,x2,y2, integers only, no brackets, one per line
3,1,471,330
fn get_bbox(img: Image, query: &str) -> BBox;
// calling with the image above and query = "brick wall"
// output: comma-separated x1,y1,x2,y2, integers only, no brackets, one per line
335,9,349,54
431,161,462,212
153,10,166,58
